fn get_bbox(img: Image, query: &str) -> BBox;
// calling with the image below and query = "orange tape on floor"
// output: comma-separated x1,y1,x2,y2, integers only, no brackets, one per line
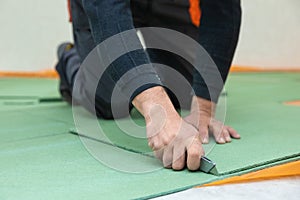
0,66,300,78
0,69,58,78
196,160,300,188
231,66,300,72
283,100,300,106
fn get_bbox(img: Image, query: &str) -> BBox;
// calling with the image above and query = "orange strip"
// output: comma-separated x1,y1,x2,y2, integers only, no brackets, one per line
67,0,72,23
0,66,300,78
284,100,300,106
196,160,300,187
189,0,201,27
230,66,300,72
0,69,58,78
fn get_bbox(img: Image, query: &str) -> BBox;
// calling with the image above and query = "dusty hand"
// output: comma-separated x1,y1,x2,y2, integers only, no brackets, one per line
133,87,204,170
148,113,204,171
184,96,240,144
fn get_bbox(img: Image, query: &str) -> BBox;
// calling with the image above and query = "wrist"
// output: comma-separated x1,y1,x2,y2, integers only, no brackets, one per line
132,86,179,121
191,96,216,118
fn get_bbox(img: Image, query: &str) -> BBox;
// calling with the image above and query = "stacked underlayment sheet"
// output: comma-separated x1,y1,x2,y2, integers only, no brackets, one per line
0,73,299,199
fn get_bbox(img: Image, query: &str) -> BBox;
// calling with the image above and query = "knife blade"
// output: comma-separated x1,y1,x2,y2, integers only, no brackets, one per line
199,156,219,176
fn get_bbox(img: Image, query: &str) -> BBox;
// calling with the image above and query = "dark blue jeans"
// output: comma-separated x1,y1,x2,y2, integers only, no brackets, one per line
59,0,241,118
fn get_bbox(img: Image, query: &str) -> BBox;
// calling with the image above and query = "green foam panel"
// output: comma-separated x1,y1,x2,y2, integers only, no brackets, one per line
0,73,299,199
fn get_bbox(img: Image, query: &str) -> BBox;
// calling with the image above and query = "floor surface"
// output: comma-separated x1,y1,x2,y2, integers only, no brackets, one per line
0,73,299,199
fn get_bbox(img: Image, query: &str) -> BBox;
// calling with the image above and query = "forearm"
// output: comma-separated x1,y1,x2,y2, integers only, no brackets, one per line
132,86,179,122
82,0,162,100
193,0,241,103
190,96,215,117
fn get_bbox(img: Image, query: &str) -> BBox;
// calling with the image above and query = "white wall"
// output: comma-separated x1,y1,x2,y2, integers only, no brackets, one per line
0,0,299,71
233,0,300,68
0,0,72,71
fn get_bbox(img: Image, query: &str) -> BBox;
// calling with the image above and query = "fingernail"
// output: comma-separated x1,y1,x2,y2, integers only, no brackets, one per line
203,137,209,143
219,138,225,143
226,136,231,142
148,142,154,148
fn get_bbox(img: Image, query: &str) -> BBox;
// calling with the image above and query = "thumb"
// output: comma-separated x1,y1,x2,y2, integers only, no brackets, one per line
198,125,209,144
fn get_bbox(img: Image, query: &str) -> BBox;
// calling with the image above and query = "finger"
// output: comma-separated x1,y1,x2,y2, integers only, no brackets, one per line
148,140,153,148
209,120,225,144
227,126,241,139
161,130,172,146
162,145,173,168
150,132,166,151
186,138,203,171
213,130,226,144
223,129,232,143
154,148,164,162
172,144,186,171
149,139,164,151
199,126,209,144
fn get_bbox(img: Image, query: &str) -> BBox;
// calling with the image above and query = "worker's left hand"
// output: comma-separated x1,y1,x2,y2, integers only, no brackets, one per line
184,96,240,144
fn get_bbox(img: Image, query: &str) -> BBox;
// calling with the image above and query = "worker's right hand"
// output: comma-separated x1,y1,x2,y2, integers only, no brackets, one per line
132,86,204,171
149,114,205,171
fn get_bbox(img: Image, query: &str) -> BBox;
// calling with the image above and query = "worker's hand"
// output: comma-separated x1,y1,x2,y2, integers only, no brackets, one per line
132,86,204,171
148,112,205,171
184,96,240,144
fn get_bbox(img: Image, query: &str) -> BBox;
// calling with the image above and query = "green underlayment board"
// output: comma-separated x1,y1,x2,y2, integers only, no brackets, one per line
0,73,300,199
0,78,59,99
